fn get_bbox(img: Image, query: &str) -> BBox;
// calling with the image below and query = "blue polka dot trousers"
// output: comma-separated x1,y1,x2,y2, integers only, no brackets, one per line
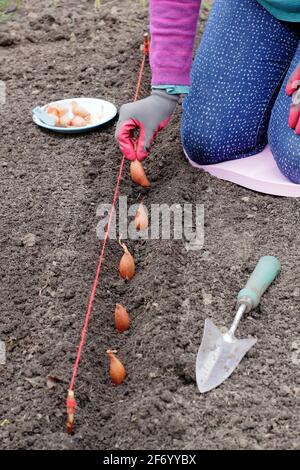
181,0,300,183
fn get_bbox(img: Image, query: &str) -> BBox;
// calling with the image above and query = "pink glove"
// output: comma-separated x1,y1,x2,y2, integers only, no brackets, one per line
286,62,300,134
115,90,179,161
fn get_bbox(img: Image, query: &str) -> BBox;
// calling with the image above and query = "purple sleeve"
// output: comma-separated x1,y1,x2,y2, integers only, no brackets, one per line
150,0,202,86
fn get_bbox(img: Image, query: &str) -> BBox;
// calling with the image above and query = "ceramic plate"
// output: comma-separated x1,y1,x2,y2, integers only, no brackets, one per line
32,97,117,133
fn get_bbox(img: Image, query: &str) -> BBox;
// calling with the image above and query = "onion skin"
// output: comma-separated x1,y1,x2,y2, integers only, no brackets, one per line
119,243,135,280
135,201,148,231
107,350,126,385
114,304,130,333
130,160,150,188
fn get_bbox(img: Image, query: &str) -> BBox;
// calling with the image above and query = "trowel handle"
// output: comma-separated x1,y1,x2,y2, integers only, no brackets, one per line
237,256,281,312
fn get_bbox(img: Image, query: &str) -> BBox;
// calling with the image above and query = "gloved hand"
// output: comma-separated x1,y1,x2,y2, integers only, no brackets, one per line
115,89,179,161
286,62,300,134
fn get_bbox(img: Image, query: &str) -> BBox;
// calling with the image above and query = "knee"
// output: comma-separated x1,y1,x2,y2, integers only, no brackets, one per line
181,113,230,165
271,145,300,184
181,103,265,165
269,117,300,184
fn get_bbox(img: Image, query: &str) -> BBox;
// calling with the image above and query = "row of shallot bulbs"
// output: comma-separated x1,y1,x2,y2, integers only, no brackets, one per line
107,183,148,386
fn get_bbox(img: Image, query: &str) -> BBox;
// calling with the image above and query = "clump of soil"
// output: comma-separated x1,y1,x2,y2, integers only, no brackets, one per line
0,0,300,450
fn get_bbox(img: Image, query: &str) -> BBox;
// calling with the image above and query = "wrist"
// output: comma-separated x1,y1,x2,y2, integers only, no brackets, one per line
152,85,190,95
151,89,180,103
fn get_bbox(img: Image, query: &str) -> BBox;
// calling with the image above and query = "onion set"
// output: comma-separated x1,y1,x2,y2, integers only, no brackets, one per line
107,350,126,385
114,304,130,333
130,160,150,188
119,240,135,280
46,101,91,128
135,200,148,231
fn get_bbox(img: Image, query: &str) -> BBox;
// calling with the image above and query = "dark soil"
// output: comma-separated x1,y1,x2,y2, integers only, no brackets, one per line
1,0,300,451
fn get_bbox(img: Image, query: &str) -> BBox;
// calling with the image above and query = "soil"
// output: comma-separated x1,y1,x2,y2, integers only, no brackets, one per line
1,0,300,451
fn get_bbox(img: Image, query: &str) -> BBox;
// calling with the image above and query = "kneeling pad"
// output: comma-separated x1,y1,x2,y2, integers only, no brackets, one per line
184,146,300,198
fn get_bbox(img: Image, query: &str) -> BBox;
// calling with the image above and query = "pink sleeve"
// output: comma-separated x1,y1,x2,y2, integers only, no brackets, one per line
150,0,202,86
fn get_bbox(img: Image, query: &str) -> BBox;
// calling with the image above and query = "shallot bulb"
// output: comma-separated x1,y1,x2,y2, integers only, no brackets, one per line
119,241,135,280
71,115,87,127
46,104,59,116
46,104,67,117
134,201,148,231
107,350,126,385
59,115,72,127
55,105,68,117
71,101,90,118
114,304,130,333
130,160,150,188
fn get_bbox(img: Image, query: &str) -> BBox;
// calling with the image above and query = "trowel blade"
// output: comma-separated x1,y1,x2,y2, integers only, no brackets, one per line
196,318,257,393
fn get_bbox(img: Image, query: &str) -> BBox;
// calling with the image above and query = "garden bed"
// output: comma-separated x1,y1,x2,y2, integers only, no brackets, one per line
0,0,299,450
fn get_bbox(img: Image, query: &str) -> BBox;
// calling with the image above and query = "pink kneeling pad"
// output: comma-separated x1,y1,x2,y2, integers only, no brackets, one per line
184,145,300,198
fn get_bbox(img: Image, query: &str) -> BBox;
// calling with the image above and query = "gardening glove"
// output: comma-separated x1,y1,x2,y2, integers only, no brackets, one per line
286,62,300,134
115,89,179,161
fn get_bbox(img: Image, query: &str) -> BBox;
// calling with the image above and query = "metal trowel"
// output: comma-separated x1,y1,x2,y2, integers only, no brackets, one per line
196,256,281,393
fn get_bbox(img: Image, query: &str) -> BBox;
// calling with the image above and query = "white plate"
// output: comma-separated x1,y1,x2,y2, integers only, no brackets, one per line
32,97,117,133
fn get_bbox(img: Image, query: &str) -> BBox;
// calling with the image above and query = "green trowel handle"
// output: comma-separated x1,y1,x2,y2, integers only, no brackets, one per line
237,256,281,312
